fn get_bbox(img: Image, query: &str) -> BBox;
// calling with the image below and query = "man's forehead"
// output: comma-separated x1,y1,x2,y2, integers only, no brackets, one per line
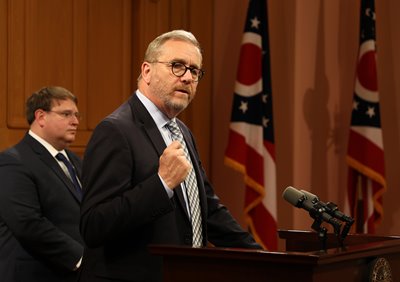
51,99,76,108
159,40,202,64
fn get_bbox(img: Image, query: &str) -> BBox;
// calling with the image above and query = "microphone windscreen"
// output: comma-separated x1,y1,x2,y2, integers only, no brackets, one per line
282,186,304,206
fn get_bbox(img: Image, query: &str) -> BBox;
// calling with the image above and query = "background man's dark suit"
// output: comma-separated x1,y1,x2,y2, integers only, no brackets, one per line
0,134,84,282
79,94,260,282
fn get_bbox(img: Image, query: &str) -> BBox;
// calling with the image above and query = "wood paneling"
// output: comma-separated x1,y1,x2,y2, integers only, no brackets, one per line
8,0,27,129
0,0,131,154
86,0,132,129
1,0,133,155
0,0,7,131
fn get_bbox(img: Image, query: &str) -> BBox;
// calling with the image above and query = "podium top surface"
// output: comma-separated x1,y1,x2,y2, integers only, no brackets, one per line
150,230,400,266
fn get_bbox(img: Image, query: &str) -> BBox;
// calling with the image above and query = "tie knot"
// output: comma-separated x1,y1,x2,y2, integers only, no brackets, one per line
56,153,69,163
166,120,181,137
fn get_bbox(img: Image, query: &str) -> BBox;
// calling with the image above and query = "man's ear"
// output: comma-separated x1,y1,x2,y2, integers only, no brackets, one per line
141,62,152,84
35,109,47,128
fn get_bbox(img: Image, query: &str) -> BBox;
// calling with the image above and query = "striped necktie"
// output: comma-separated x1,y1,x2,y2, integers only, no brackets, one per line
166,120,203,247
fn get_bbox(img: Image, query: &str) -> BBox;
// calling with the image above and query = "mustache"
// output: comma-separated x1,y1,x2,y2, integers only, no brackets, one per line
174,86,191,95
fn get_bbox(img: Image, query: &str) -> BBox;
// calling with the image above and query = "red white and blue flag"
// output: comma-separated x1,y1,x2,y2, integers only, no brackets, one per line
346,0,386,234
225,0,277,250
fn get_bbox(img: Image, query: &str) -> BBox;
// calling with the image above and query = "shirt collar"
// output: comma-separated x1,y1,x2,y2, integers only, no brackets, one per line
28,130,67,158
135,90,174,128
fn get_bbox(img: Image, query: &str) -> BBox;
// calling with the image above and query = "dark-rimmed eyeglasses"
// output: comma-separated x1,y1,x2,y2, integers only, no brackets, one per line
47,110,82,121
153,61,205,82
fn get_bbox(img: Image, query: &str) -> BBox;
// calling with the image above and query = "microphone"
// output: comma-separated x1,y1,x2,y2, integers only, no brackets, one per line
282,186,342,229
300,190,354,224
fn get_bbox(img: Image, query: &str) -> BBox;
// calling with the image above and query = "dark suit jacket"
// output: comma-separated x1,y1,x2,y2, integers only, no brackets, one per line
79,93,261,282
0,134,84,282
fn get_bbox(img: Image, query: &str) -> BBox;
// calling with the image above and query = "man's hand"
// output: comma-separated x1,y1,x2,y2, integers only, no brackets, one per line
159,141,191,189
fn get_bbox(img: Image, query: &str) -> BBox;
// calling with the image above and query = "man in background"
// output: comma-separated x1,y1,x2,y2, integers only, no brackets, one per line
79,30,261,282
0,86,84,281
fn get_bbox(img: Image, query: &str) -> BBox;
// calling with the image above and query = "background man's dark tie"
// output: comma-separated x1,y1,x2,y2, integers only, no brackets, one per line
56,153,82,199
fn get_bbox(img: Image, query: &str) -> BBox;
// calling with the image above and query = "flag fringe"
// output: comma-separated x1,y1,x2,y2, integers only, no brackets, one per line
225,156,273,249
346,156,386,188
347,155,386,228
245,215,267,250
224,156,266,196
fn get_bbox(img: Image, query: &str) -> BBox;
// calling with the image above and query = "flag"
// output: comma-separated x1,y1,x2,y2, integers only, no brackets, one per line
225,0,277,250
346,0,386,234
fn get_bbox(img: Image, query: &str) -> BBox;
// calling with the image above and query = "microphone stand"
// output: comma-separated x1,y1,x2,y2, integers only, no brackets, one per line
309,208,328,251
339,218,355,249
284,187,355,251
325,201,355,249
309,204,343,252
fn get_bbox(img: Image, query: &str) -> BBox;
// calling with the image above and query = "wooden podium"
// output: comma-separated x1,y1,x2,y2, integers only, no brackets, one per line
150,230,400,282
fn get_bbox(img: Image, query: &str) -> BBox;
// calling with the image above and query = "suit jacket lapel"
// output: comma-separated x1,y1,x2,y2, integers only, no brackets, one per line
129,95,165,156
129,94,191,220
25,134,82,202
66,151,82,181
